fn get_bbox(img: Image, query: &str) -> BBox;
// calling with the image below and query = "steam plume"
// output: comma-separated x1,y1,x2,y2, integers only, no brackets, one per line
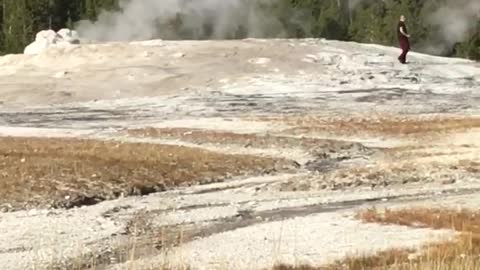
76,0,479,57
426,0,480,54
76,0,292,42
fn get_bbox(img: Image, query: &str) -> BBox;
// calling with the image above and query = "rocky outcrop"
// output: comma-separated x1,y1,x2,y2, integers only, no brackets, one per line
24,29,80,55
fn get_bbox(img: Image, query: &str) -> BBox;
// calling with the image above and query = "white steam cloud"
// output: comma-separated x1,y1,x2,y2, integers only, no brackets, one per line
425,0,480,54
76,0,295,42
76,0,479,56
346,0,479,54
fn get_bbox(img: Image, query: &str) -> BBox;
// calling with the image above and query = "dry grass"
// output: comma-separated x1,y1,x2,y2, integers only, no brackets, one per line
357,208,480,232
254,116,480,138
0,137,288,210
275,207,480,270
57,227,192,270
352,207,480,270
126,127,338,150
128,115,480,142
273,248,414,270
273,265,322,270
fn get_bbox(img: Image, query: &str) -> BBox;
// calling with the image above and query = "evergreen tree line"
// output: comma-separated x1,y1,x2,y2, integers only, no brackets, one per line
0,0,118,53
0,0,478,60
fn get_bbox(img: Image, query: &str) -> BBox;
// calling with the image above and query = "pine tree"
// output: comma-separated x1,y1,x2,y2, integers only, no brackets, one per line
0,0,4,53
348,0,388,44
3,0,34,53
0,0,477,60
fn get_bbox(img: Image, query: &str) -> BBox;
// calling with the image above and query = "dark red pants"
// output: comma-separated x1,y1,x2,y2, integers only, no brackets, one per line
398,38,410,64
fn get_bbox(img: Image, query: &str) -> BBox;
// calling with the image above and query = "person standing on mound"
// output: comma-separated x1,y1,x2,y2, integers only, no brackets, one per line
397,15,411,64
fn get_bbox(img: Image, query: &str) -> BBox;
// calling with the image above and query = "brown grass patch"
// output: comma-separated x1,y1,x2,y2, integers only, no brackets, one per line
255,116,480,137
347,207,480,269
126,127,337,150
0,137,288,210
273,248,412,269
275,207,480,270
357,208,480,232
351,207,480,270
273,248,415,270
